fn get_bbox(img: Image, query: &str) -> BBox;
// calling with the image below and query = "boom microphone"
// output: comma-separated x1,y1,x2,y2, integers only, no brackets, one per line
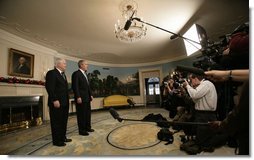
124,10,136,30
124,20,132,30
108,108,209,126
109,108,122,122
176,65,205,75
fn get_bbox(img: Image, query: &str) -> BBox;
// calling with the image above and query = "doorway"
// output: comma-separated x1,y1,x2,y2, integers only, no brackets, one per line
145,77,160,104
139,68,162,106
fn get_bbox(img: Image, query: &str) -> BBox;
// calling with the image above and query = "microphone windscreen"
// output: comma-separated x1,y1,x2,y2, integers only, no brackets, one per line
124,20,132,30
109,108,120,120
176,65,205,75
170,34,178,40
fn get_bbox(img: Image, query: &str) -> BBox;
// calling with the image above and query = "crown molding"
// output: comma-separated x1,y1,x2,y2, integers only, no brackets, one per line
0,28,57,56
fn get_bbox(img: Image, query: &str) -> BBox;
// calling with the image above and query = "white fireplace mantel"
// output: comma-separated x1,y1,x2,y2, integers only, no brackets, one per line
0,82,49,120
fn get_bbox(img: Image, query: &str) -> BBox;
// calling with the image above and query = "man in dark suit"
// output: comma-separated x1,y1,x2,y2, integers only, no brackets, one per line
72,59,94,136
45,58,72,147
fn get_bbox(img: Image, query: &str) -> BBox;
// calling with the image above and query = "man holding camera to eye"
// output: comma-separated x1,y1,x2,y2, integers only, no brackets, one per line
163,77,186,118
181,73,218,154
162,78,174,95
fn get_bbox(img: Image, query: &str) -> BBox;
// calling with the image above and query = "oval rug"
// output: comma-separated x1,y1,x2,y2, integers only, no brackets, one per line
107,123,161,150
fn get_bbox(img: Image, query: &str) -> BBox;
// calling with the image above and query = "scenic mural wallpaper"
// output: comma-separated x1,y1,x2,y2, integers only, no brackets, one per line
86,68,140,97
65,60,140,98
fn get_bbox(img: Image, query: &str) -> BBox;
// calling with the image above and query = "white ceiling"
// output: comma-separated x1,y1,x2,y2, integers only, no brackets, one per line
0,0,249,65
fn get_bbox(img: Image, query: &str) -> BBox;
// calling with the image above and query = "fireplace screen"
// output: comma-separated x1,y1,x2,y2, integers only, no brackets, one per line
0,96,43,134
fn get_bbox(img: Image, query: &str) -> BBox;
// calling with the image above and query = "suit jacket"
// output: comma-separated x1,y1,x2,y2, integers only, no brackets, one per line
45,68,69,106
72,70,92,102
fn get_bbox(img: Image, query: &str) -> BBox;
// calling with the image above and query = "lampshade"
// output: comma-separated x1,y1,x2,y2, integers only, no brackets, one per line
183,24,208,56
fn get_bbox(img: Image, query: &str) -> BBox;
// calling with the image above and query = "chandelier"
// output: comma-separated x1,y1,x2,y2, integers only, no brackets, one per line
114,0,147,43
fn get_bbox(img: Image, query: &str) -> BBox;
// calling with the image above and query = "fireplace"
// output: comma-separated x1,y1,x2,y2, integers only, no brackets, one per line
0,96,43,134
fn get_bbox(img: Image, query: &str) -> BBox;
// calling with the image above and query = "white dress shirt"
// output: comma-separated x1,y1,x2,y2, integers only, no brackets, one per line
79,69,89,83
186,79,217,111
56,68,62,74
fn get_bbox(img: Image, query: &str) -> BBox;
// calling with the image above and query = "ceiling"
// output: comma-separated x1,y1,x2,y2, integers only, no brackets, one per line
0,0,249,65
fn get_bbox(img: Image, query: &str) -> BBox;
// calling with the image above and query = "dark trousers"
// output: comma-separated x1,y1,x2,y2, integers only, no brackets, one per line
238,132,249,155
76,101,91,132
237,82,249,155
195,110,217,147
49,105,69,143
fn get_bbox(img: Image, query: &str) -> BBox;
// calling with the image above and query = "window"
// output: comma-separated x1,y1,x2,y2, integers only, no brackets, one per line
155,83,160,95
147,77,160,95
149,84,154,95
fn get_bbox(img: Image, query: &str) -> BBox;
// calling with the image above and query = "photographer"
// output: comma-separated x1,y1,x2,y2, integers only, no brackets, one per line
205,23,249,155
171,81,191,121
206,69,249,155
162,78,174,96
181,73,218,153
161,77,177,118
219,23,249,70
171,83,196,136
206,23,248,120
160,77,172,109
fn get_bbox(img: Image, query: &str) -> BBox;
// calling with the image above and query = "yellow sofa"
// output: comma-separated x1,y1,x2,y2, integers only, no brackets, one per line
103,95,134,107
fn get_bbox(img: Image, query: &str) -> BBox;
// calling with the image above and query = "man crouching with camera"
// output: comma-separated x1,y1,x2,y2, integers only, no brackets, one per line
181,73,218,154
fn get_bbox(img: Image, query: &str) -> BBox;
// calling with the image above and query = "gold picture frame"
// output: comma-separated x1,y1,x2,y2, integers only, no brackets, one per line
8,48,34,78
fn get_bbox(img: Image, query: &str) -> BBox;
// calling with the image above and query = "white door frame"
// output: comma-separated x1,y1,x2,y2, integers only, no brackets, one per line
138,67,163,105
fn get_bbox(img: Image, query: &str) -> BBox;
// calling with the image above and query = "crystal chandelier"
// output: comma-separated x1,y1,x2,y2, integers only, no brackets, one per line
114,0,147,43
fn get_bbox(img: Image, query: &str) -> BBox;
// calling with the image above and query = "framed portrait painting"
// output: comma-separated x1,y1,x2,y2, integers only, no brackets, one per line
8,48,34,78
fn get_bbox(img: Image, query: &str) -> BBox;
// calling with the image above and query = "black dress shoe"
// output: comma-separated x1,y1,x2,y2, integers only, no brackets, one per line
64,138,72,142
79,131,89,136
53,142,66,147
87,128,94,132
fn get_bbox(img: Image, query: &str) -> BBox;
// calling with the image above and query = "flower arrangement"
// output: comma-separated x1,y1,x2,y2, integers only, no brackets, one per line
0,76,45,86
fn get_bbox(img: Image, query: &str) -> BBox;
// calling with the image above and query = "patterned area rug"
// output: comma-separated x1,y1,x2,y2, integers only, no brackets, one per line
107,123,161,150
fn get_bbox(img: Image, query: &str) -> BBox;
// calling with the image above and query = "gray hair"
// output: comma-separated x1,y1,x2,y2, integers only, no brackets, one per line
55,58,65,66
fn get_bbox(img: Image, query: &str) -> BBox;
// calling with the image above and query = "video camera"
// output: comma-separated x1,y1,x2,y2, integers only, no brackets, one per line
193,22,249,71
193,35,230,71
